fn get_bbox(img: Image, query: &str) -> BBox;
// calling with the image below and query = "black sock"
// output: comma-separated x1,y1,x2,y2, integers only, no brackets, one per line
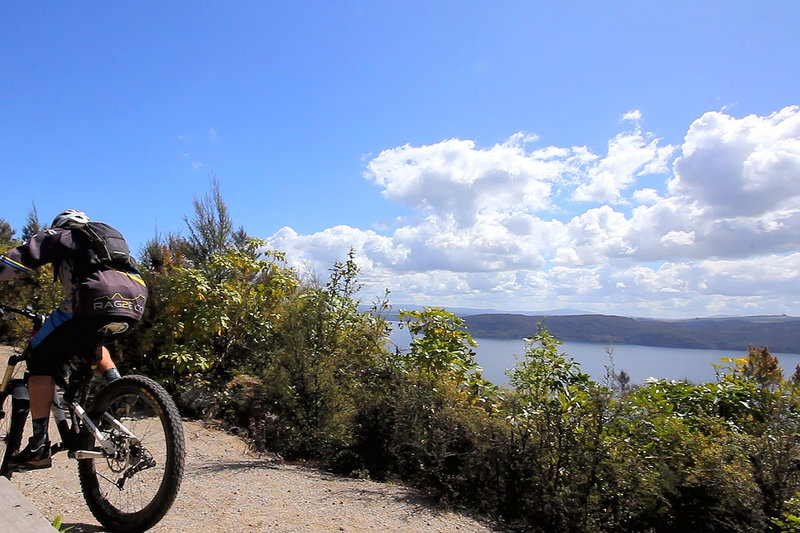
103,367,122,382
31,417,49,446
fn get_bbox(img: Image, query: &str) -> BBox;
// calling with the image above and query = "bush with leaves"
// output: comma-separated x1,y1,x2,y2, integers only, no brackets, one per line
722,348,800,528
131,243,296,395
602,376,765,532
253,250,391,460
341,307,503,511
493,324,612,532
594,345,800,533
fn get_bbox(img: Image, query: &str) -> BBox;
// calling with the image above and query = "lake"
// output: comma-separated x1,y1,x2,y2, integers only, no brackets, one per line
388,325,800,386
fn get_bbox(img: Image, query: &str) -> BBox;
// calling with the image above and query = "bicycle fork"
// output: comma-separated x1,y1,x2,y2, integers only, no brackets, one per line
0,382,32,477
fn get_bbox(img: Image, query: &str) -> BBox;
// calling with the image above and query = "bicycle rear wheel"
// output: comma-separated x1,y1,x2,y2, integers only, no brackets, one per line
78,375,185,532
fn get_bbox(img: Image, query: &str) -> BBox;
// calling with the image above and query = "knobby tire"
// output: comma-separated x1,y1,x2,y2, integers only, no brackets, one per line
0,389,30,478
78,375,185,532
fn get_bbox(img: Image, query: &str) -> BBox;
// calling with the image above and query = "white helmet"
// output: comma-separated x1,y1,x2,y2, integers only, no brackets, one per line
51,209,90,228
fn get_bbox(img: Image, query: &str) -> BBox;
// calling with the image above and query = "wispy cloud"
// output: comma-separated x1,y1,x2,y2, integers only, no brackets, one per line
178,128,218,169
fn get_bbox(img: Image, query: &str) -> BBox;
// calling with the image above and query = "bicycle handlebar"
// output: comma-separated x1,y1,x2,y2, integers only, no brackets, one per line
0,303,37,319
0,302,46,328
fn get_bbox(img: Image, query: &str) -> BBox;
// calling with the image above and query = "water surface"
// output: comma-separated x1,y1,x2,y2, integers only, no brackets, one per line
388,325,800,386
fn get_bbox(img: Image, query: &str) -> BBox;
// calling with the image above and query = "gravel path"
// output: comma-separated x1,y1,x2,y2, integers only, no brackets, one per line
13,420,504,532
1,347,505,532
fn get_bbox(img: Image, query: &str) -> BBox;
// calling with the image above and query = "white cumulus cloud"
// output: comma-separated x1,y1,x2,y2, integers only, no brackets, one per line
265,106,800,317
572,127,675,203
670,106,800,217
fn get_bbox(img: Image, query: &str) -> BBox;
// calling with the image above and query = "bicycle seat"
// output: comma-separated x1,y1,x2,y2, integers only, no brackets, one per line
98,322,130,335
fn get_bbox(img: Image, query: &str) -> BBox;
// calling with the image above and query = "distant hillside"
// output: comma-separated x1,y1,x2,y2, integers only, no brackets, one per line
462,314,800,353
381,305,594,317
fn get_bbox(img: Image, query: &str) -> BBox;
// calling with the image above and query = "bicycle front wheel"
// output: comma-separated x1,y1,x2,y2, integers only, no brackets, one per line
78,375,185,532
0,384,31,478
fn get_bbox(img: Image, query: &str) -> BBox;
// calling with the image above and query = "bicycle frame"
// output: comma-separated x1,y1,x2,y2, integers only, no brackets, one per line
0,303,139,469
0,302,186,531
0,351,26,392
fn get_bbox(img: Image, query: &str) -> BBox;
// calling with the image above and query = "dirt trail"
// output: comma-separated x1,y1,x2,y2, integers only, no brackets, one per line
1,347,504,532
13,420,505,533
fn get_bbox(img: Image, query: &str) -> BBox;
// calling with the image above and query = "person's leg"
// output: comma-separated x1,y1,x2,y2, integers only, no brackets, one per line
11,310,77,469
97,346,121,382
25,312,73,445
28,375,56,421
26,375,55,454
13,315,129,470
94,319,133,382
11,364,60,467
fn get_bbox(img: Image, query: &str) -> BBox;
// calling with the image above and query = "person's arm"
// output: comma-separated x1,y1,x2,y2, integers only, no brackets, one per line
0,229,68,280
0,252,34,279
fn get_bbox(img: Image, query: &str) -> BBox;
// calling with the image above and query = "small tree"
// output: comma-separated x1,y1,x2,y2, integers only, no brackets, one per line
183,176,234,267
397,307,481,384
22,204,43,240
0,219,13,244
259,250,390,458
124,237,297,397
501,324,610,531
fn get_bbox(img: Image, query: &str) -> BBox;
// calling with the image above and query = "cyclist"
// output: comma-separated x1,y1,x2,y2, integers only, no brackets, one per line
0,209,147,471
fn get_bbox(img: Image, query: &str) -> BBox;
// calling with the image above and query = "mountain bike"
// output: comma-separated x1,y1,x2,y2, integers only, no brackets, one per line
0,302,185,532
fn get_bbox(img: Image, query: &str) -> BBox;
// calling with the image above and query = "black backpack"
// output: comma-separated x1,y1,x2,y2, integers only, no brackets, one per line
74,221,138,272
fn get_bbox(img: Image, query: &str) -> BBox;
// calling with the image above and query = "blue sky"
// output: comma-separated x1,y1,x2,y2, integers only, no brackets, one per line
2,2,799,318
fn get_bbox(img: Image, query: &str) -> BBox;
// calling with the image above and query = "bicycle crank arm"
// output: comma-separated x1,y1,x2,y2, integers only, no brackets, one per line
70,450,105,459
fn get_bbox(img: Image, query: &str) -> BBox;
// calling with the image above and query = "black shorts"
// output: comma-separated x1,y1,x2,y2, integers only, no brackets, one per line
27,310,133,377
